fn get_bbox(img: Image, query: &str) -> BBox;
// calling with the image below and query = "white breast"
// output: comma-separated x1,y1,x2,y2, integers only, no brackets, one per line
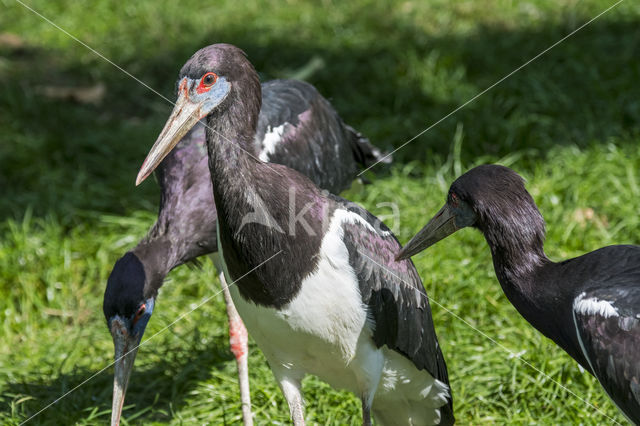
218,210,380,392
216,212,449,424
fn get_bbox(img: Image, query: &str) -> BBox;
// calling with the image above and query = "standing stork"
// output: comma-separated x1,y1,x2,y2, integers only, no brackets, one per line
396,164,640,423
103,78,390,425
134,44,453,425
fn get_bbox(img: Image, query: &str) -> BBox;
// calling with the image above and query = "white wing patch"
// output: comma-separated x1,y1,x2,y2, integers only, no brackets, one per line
259,123,288,161
573,292,619,318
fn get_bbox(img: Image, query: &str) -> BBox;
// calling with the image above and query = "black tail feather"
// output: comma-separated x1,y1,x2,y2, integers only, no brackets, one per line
345,124,393,169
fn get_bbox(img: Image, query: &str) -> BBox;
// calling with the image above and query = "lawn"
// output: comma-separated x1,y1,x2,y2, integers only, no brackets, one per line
1,0,639,424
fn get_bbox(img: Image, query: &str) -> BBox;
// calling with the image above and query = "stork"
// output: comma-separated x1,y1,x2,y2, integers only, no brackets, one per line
103,77,390,425
133,44,453,425
397,164,640,423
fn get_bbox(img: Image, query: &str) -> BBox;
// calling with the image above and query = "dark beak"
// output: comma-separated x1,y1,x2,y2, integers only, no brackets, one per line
109,318,144,426
136,88,207,185
396,204,459,260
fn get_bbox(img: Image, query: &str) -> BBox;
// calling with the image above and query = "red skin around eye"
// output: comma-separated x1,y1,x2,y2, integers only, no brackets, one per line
133,303,146,326
197,73,217,94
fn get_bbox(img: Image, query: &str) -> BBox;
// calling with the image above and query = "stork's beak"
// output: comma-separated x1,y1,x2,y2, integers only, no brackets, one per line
396,204,458,260
109,300,153,426
136,89,207,186
109,318,140,426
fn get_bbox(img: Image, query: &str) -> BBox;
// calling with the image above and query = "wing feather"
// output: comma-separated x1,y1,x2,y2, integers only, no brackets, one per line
573,284,640,421
333,197,450,387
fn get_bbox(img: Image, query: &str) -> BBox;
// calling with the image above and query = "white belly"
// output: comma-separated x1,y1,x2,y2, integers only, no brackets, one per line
215,214,384,394
232,284,383,392
214,214,450,424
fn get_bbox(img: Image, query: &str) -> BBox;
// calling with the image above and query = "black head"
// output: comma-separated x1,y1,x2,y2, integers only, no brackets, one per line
397,164,545,260
178,44,259,92
136,43,261,185
449,165,545,247
103,251,155,327
104,252,156,426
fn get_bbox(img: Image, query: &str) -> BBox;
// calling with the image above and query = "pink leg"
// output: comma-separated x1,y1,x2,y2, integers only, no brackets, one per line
219,272,253,426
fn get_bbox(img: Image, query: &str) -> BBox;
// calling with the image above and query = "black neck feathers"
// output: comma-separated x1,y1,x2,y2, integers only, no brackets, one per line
479,194,548,296
453,165,549,297
203,86,325,307
450,165,591,359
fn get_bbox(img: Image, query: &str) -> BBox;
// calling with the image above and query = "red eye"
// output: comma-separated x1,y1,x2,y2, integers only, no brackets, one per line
133,303,146,325
450,193,459,207
197,72,218,93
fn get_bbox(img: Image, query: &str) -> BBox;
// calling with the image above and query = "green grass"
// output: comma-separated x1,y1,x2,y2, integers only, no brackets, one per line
1,0,639,424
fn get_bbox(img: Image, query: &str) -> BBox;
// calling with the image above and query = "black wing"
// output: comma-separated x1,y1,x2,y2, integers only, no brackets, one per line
343,123,391,169
573,284,640,421
258,79,388,193
334,197,450,388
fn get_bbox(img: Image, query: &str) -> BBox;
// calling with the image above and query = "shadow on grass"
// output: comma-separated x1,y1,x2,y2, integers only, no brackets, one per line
1,333,234,425
1,12,639,224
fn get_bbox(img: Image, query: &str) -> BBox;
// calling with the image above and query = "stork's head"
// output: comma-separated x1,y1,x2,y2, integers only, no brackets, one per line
103,252,156,426
136,43,260,185
396,164,543,260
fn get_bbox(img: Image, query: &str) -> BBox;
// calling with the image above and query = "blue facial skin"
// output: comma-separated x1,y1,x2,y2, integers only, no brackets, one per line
449,198,477,229
107,297,155,345
202,76,231,112
131,297,155,341
135,74,231,187
181,75,231,114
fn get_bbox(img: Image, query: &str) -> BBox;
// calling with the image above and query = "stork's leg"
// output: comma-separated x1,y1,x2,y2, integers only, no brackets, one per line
276,375,306,426
218,271,253,426
352,340,382,426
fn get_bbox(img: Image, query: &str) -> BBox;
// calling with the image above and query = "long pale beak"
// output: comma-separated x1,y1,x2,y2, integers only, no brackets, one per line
110,319,142,426
396,204,459,260
136,90,206,185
